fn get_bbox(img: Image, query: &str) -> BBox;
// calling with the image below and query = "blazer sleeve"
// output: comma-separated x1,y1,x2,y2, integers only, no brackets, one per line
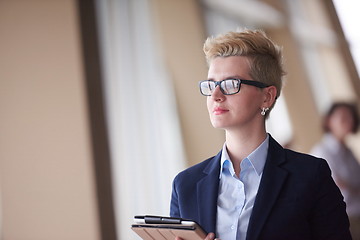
170,175,180,218
310,159,351,240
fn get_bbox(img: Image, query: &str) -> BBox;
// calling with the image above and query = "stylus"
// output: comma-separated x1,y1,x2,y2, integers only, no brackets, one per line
144,216,181,224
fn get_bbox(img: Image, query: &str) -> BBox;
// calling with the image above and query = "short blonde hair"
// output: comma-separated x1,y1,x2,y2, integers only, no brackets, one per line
203,29,285,99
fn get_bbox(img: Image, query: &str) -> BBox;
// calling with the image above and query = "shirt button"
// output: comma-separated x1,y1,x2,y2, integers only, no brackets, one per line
231,225,235,230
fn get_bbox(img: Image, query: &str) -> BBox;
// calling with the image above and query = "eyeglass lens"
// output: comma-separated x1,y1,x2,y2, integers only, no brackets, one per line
200,79,240,96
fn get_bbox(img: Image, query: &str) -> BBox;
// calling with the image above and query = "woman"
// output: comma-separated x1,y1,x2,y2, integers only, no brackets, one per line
171,29,351,240
312,102,360,240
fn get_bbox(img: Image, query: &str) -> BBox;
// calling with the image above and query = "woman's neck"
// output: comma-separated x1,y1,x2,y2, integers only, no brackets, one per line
225,127,267,175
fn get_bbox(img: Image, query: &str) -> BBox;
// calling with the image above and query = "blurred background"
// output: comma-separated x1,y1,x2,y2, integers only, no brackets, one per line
1,0,359,239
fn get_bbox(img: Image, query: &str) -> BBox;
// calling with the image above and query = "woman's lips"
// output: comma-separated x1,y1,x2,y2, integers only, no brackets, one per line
213,107,228,115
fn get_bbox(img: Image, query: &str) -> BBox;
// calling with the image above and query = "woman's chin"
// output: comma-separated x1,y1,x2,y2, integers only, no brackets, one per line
210,121,227,129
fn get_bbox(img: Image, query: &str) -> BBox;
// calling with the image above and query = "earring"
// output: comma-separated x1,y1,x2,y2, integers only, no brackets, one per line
261,107,269,116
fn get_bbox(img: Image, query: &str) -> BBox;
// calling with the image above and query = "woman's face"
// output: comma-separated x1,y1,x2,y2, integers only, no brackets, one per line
206,56,269,131
328,106,354,140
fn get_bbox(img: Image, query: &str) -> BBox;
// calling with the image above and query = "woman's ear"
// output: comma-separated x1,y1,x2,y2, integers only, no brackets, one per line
263,86,277,108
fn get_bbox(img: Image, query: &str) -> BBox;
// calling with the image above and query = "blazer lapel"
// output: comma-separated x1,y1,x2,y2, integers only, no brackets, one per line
246,136,288,240
197,151,221,234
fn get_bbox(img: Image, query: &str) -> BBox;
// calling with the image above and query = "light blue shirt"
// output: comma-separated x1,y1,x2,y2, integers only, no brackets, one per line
216,134,269,240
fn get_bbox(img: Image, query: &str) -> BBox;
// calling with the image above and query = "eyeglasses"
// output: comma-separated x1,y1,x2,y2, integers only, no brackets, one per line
199,79,269,96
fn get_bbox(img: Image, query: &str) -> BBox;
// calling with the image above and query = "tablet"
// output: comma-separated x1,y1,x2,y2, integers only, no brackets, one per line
131,215,207,240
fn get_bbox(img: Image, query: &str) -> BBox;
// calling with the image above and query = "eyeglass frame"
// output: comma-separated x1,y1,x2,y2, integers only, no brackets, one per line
198,78,270,96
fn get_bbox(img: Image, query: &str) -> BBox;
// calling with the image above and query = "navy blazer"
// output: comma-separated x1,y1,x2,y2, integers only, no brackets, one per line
170,136,351,240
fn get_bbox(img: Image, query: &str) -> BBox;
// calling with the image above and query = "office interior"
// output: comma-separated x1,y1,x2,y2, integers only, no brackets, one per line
1,0,359,239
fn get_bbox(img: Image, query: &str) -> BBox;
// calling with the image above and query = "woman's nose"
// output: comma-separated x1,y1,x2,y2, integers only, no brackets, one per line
211,85,225,101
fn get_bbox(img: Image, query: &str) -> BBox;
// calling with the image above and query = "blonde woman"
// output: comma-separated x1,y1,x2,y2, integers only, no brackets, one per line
171,30,351,240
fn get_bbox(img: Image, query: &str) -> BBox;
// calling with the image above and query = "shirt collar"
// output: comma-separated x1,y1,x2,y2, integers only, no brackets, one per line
220,134,269,178
220,144,235,177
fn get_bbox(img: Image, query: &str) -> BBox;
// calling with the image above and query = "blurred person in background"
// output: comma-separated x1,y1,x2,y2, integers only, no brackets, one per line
312,102,360,240
171,29,351,240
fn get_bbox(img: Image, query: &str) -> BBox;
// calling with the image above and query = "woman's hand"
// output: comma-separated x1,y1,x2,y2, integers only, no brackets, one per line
204,232,217,240
175,232,219,240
